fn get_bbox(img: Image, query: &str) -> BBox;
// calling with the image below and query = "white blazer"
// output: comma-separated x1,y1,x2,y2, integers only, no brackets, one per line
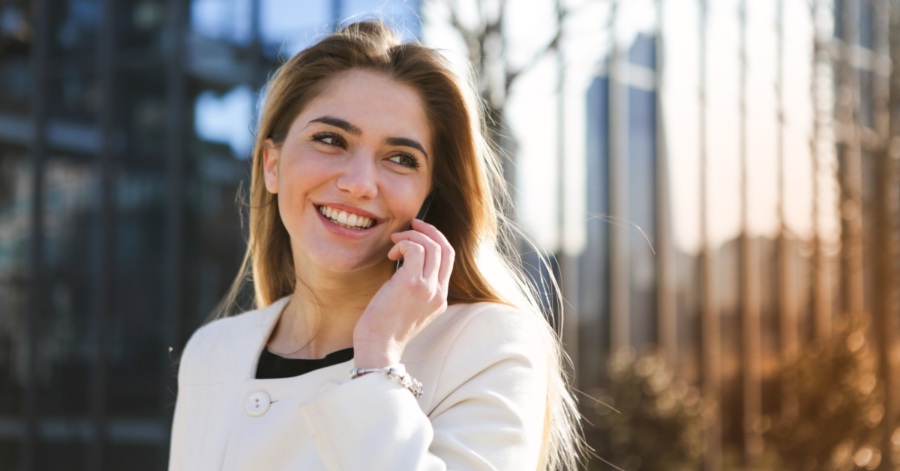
168,295,550,471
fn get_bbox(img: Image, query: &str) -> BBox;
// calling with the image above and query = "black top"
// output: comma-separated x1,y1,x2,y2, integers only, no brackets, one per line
256,347,355,379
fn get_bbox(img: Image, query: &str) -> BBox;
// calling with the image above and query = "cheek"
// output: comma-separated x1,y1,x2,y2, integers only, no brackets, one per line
381,175,427,224
284,149,336,190
276,154,331,225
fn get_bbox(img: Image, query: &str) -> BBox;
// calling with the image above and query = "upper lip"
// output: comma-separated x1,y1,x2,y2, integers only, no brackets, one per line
314,202,384,224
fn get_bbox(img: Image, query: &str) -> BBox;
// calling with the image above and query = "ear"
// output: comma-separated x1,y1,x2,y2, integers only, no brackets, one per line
263,139,279,194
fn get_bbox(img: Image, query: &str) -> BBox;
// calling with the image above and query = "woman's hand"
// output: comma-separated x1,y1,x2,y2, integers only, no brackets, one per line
352,219,455,369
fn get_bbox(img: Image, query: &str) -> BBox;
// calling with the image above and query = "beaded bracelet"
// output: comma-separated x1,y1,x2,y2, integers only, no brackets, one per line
350,365,423,399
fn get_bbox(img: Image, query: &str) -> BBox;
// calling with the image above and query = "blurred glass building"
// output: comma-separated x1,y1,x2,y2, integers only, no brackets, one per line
575,1,899,469
0,1,419,470
580,32,662,382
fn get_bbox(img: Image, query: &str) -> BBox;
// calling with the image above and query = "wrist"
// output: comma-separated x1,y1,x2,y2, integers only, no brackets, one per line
353,357,399,370
352,340,402,369
349,364,423,398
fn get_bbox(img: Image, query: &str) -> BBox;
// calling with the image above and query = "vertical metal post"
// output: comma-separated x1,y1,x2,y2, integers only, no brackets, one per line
776,0,800,424
250,0,263,88
698,1,721,469
655,0,677,367
810,0,833,343
838,0,866,316
88,0,117,468
873,1,899,469
161,0,186,436
23,1,49,470
608,0,631,353
738,1,763,467
556,0,579,389
332,0,343,29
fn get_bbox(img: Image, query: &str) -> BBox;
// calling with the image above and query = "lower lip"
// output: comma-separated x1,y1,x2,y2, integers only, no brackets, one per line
314,205,379,239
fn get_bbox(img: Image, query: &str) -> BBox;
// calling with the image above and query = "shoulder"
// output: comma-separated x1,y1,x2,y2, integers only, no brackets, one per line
448,301,549,351
407,301,550,360
419,302,552,423
410,301,552,380
459,302,550,344
450,302,550,364
178,297,287,384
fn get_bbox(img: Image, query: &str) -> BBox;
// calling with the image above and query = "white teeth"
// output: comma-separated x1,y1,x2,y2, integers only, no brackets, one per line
318,205,375,229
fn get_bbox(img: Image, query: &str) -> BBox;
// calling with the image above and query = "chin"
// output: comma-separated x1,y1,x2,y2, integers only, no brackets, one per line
308,246,386,273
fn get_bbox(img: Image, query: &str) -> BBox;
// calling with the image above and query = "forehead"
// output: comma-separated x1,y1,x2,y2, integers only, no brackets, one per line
293,69,431,148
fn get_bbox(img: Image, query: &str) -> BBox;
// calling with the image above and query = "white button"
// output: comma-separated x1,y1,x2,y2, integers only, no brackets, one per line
319,381,340,393
246,391,271,417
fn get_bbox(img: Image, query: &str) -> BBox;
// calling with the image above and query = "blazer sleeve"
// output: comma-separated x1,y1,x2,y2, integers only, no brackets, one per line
168,334,195,471
297,306,550,471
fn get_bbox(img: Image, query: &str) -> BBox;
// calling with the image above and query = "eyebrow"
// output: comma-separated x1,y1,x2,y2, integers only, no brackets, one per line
386,137,429,161
307,115,429,162
308,116,362,135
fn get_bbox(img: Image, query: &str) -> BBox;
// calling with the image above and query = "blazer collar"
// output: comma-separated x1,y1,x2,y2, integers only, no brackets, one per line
259,295,292,342
248,295,293,375
248,294,468,369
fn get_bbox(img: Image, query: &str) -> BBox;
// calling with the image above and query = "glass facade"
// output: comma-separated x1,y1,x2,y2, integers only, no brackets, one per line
580,33,661,383
0,1,420,470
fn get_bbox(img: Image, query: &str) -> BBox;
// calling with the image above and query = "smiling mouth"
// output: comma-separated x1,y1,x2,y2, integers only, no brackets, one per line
316,205,377,231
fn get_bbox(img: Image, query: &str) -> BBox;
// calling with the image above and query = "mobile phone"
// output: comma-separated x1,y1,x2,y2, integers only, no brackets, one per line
396,191,435,271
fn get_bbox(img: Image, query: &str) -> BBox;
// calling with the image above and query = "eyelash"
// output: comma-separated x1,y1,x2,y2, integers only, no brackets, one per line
311,132,346,148
311,132,421,169
390,153,421,169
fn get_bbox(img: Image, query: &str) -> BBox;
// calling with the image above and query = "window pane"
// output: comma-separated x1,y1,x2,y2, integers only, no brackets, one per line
107,168,167,417
105,443,167,471
119,69,167,162
0,152,29,417
190,0,252,46
120,0,168,52
36,158,100,416
34,441,85,471
49,0,100,58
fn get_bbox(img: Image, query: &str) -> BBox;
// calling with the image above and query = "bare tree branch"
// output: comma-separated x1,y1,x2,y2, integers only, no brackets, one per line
505,28,561,95
443,0,478,56
428,0,605,145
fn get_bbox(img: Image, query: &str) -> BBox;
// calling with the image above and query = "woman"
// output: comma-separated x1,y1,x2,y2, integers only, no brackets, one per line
168,20,583,471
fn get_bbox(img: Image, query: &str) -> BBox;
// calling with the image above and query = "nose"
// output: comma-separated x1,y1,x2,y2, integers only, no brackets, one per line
336,151,378,199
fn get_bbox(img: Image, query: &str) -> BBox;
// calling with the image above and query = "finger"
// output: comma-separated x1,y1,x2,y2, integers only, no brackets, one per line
387,238,415,260
391,230,441,282
390,233,439,283
411,219,455,292
388,240,425,277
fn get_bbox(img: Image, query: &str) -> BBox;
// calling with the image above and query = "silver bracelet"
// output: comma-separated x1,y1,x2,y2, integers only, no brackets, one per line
350,365,424,399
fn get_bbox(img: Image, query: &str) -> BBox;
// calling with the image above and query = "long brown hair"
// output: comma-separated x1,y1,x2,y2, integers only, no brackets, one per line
212,20,586,471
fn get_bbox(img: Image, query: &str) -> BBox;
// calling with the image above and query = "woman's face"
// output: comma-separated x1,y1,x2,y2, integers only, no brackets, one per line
263,69,433,274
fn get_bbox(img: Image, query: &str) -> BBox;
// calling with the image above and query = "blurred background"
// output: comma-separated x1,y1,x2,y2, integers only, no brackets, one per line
1,0,899,470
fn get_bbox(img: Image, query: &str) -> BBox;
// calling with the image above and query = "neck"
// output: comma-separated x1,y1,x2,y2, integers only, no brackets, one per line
267,255,395,360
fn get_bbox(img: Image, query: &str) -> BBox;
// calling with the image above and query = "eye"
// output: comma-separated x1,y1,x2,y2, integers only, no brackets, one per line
388,153,420,169
311,132,345,148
